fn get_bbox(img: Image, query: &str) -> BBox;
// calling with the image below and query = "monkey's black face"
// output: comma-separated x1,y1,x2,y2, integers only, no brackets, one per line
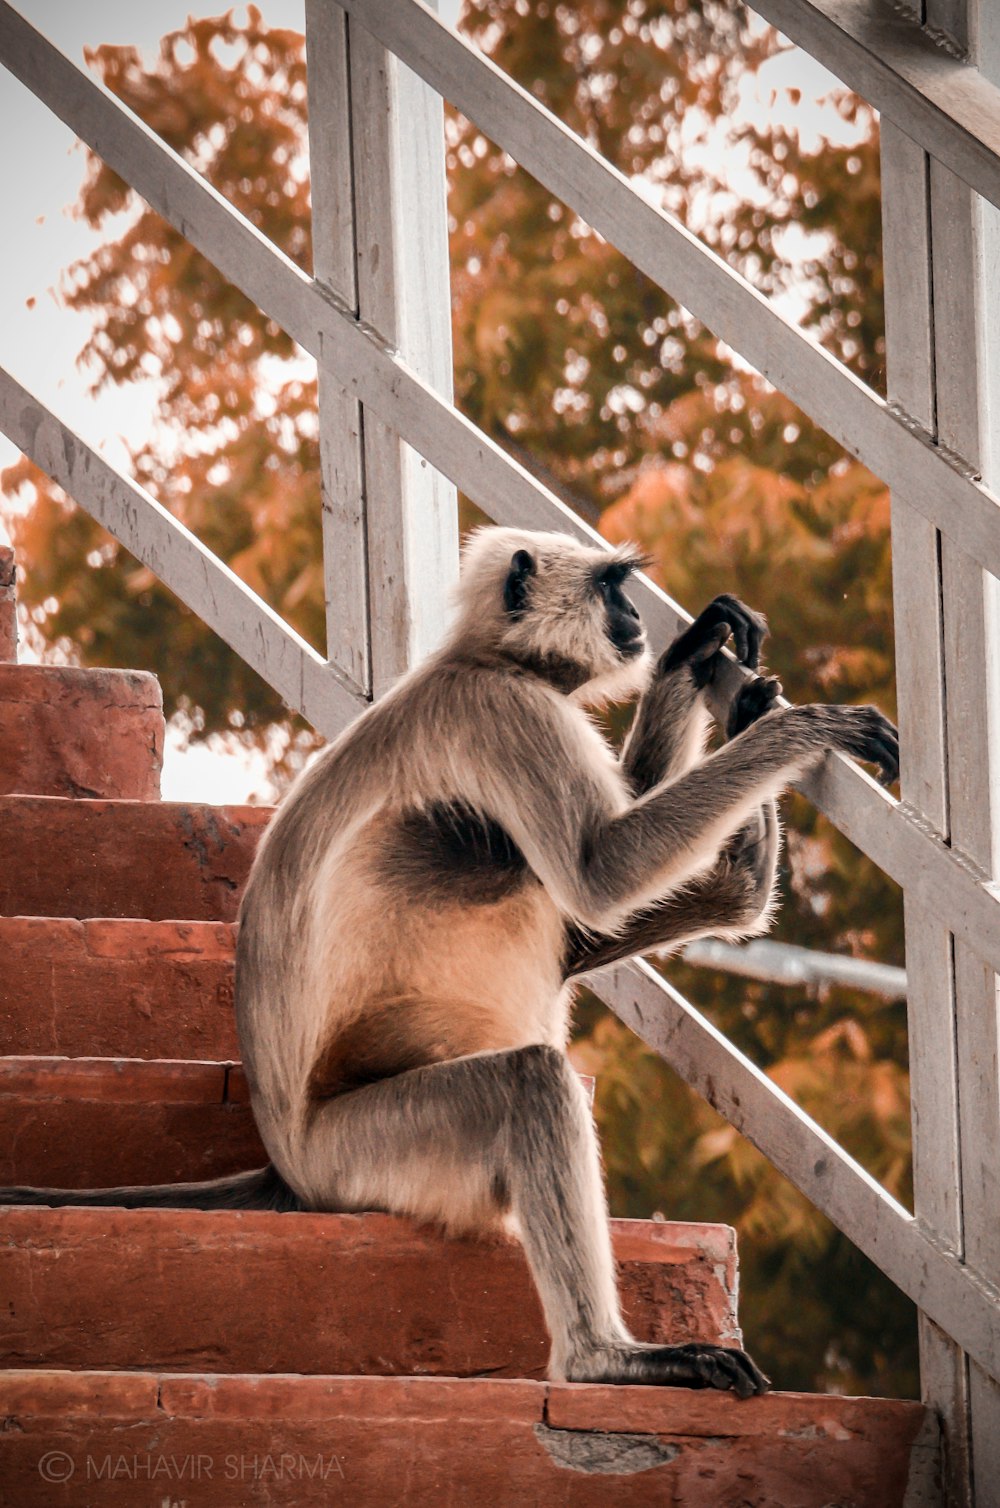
594,562,645,659
496,540,652,701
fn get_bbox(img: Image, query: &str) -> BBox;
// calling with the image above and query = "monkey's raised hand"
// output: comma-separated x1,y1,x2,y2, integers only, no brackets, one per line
659,594,768,688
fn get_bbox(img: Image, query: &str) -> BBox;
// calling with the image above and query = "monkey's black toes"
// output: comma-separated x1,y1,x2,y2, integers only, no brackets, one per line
659,595,769,684
672,1342,771,1399
728,674,783,739
580,1341,771,1396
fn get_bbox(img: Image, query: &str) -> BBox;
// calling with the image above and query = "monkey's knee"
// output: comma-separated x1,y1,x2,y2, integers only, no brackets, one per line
726,803,779,905
508,1042,578,1092
506,1045,591,1132
502,1045,601,1200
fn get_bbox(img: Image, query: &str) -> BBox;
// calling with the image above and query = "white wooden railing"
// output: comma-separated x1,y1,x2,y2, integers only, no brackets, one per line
1,1,999,1499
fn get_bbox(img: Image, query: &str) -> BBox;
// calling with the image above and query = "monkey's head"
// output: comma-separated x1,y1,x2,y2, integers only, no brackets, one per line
453,527,652,705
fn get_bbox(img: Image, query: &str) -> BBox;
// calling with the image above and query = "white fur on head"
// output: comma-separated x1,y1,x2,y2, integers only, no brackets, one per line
450,527,652,704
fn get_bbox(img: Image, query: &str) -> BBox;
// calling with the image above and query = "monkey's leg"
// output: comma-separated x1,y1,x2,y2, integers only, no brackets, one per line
289,1044,767,1395
570,676,784,975
623,595,767,795
564,804,780,976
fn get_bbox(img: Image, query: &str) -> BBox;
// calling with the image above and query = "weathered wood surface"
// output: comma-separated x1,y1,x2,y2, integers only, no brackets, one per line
881,115,971,1505
336,0,1000,581
341,12,458,694
881,0,1000,1491
306,2,458,698
305,1,370,692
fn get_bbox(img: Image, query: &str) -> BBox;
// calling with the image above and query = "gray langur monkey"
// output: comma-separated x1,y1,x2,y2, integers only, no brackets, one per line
2,527,899,1397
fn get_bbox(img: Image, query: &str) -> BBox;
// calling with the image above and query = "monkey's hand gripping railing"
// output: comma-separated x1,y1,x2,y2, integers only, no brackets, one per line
2,0,1000,1469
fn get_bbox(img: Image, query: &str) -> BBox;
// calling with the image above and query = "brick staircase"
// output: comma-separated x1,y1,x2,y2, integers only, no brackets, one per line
0,549,938,1505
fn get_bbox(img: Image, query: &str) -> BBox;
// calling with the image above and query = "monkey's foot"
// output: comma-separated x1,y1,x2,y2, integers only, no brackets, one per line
565,1340,770,1398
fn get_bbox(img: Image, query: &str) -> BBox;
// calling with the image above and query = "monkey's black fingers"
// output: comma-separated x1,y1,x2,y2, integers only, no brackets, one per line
689,624,731,666
727,674,783,739
745,612,766,672
688,627,732,690
834,705,899,787
710,593,768,671
658,594,768,681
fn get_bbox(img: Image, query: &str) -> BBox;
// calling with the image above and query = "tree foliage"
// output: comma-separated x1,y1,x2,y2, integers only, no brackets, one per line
1,0,914,1395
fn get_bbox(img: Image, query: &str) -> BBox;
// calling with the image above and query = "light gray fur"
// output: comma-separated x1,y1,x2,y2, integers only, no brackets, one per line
230,526,896,1392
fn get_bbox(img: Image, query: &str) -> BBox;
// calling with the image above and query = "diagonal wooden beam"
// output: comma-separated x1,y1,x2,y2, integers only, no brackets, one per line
0,368,366,739
593,955,1000,1387
341,0,1000,582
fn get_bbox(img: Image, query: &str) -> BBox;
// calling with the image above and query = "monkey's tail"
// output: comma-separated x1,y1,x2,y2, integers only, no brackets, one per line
0,1164,302,1212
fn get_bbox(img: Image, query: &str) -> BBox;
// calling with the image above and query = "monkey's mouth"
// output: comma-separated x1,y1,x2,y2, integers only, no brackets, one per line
614,630,647,660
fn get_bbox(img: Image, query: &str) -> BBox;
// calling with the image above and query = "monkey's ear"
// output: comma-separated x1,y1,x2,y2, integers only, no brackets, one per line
504,549,536,619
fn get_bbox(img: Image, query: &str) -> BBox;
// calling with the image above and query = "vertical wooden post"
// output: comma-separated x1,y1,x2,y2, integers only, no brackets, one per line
882,3,1000,1501
305,4,369,693
306,0,458,702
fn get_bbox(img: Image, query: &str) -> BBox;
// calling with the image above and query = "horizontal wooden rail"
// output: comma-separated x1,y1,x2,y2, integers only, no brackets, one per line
750,0,1000,214
2,2,1000,979
341,0,1000,580
593,955,1000,1386
0,368,365,739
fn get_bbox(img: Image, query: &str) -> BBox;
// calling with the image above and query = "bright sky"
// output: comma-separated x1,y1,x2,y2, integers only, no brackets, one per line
0,0,847,803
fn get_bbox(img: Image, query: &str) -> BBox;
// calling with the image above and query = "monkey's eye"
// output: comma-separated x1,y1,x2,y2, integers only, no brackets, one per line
594,554,651,597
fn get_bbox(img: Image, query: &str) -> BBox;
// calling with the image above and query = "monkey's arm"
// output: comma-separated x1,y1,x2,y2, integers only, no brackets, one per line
566,678,782,976
621,595,767,795
470,674,895,935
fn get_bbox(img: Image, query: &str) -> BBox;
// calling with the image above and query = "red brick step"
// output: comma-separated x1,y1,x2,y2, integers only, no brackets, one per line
0,664,164,800
0,917,237,1059
0,1370,937,1507
0,1207,740,1379
0,1057,263,1186
0,1055,593,1186
0,796,270,920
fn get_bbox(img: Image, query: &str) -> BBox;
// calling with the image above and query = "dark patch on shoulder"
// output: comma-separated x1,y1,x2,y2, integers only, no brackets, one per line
391,801,532,905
